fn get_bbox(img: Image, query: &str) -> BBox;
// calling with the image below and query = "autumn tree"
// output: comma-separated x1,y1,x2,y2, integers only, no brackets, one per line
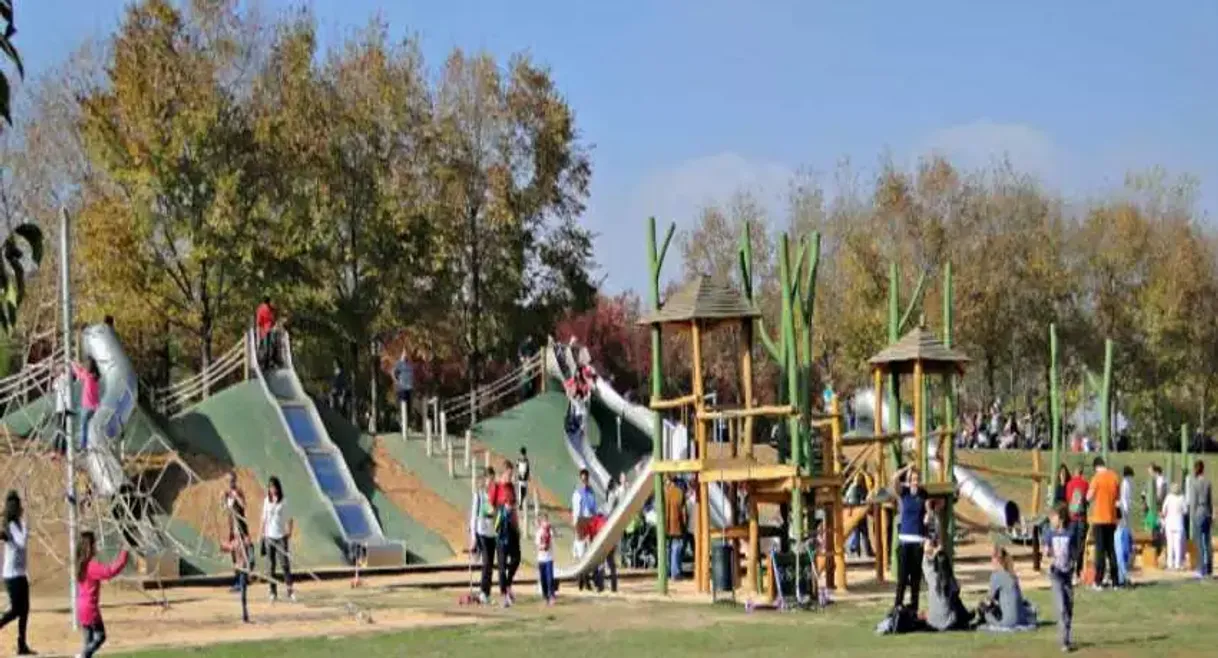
432,50,595,391
76,0,263,371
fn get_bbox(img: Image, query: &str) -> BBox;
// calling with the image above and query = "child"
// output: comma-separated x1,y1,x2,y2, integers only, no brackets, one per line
1114,508,1133,586
75,531,129,658
536,514,556,605
1162,482,1187,570
979,545,1036,631
1043,506,1076,652
221,500,254,623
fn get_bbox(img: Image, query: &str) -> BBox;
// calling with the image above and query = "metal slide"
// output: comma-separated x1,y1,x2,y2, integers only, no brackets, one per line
549,343,733,528
249,329,404,566
848,389,1020,528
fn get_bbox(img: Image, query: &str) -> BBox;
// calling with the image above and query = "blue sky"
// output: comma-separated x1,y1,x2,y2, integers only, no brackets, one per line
19,0,1218,293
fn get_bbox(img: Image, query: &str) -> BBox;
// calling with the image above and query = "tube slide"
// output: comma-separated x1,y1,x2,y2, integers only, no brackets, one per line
848,389,1020,528
80,324,137,498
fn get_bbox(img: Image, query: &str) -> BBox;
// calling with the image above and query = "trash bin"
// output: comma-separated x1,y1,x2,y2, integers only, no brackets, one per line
711,541,736,593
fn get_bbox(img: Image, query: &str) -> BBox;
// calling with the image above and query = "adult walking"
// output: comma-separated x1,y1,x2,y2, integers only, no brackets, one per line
1189,460,1213,579
1086,457,1121,589
260,476,295,602
393,350,414,430
892,465,930,612
489,463,521,605
663,476,687,579
470,467,497,604
0,492,33,655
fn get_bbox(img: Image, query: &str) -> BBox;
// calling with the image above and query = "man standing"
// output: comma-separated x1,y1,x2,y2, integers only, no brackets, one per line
1189,460,1213,579
469,467,497,605
663,476,687,580
1086,457,1121,589
393,350,414,431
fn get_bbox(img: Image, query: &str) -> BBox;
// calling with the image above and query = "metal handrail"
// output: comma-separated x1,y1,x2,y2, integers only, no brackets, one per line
442,357,542,422
441,352,543,415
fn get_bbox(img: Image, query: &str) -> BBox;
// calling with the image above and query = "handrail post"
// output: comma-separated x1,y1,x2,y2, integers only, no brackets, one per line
243,332,251,381
425,418,433,457
439,410,448,451
447,442,455,478
464,429,472,469
470,388,477,425
400,398,408,441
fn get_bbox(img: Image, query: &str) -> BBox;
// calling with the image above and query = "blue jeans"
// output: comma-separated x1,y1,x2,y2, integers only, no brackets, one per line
80,409,95,451
538,561,555,599
1194,516,1213,576
81,620,106,658
668,536,684,579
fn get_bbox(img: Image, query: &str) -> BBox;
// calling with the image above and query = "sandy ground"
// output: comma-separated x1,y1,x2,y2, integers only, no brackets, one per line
0,447,264,594
370,438,469,555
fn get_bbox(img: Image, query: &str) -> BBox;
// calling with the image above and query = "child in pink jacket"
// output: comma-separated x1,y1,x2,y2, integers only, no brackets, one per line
71,358,101,451
75,531,128,658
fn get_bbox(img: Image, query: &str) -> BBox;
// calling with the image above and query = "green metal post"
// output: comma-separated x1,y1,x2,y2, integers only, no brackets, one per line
647,216,674,594
778,235,803,574
942,262,956,562
1101,339,1113,461
1049,323,1061,512
1181,423,1191,482
886,263,902,575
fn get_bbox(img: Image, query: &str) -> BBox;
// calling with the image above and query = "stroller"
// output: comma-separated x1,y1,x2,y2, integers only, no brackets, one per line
621,514,657,569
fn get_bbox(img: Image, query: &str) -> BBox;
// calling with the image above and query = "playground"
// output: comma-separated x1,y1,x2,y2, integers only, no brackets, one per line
0,4,1215,655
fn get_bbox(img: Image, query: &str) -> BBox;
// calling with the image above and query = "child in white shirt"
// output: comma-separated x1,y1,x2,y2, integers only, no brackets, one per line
536,514,555,604
1161,482,1187,570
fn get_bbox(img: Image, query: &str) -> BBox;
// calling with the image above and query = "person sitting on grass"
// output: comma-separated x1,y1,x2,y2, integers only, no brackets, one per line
978,545,1036,631
921,535,971,632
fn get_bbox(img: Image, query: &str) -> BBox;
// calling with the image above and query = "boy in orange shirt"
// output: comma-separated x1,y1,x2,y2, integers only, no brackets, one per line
1087,457,1121,589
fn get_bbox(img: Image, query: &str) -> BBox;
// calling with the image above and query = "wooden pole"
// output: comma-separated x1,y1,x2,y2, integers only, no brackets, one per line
464,430,472,469
447,442,454,478
831,395,847,590
873,366,887,582
1101,339,1113,460
914,361,925,477
691,319,709,593
439,410,448,451
425,418,433,457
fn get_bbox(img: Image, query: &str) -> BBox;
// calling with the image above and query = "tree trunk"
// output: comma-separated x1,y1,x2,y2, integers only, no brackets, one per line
349,340,361,428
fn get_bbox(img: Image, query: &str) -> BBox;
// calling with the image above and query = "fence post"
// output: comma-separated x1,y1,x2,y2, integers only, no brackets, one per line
447,442,454,478
400,400,408,441
483,450,490,471
425,418,433,457
470,388,477,425
439,410,448,451
243,333,250,381
464,429,472,470
617,415,622,452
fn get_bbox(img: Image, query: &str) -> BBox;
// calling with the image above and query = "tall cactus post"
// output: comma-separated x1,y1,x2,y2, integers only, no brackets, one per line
796,234,822,473
1049,323,1062,511
885,262,926,574
941,262,956,561
1100,339,1114,460
647,216,676,594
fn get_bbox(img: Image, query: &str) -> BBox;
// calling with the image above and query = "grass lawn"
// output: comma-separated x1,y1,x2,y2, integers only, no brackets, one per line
123,579,1218,657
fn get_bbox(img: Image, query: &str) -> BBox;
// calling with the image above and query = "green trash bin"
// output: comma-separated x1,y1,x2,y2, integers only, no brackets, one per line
711,541,736,594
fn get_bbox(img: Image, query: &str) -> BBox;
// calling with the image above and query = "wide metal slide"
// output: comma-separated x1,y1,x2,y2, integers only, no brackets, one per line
249,329,404,566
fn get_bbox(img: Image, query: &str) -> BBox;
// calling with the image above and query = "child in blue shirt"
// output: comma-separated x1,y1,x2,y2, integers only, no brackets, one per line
1042,506,1075,652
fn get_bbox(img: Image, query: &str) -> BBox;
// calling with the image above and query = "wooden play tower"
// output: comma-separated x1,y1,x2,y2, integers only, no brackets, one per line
641,275,847,597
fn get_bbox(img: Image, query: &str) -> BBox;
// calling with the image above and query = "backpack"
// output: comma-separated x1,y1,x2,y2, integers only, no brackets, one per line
876,605,924,635
1068,486,1085,516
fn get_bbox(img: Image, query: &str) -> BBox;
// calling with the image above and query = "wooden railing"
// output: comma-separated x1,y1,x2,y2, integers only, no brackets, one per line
439,351,544,426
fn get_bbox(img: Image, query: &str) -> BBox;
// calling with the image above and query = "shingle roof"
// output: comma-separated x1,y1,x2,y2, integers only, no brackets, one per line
868,325,970,373
637,275,760,325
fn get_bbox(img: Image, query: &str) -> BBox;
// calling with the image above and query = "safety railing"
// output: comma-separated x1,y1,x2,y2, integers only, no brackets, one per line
0,344,63,416
150,337,249,416
439,351,544,425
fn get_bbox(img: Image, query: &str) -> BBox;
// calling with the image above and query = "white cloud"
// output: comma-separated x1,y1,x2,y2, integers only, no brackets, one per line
590,152,792,293
917,119,1068,183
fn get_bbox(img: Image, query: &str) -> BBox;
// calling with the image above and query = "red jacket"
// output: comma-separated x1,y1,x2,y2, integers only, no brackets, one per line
256,303,275,336
488,481,517,526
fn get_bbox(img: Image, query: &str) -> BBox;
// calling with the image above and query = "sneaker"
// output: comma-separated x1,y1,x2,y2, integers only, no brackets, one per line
501,597,512,608
288,591,298,603
269,592,278,602
16,646,34,655
1061,644,1074,653
1090,585,1103,592
477,592,489,605
546,597,555,606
